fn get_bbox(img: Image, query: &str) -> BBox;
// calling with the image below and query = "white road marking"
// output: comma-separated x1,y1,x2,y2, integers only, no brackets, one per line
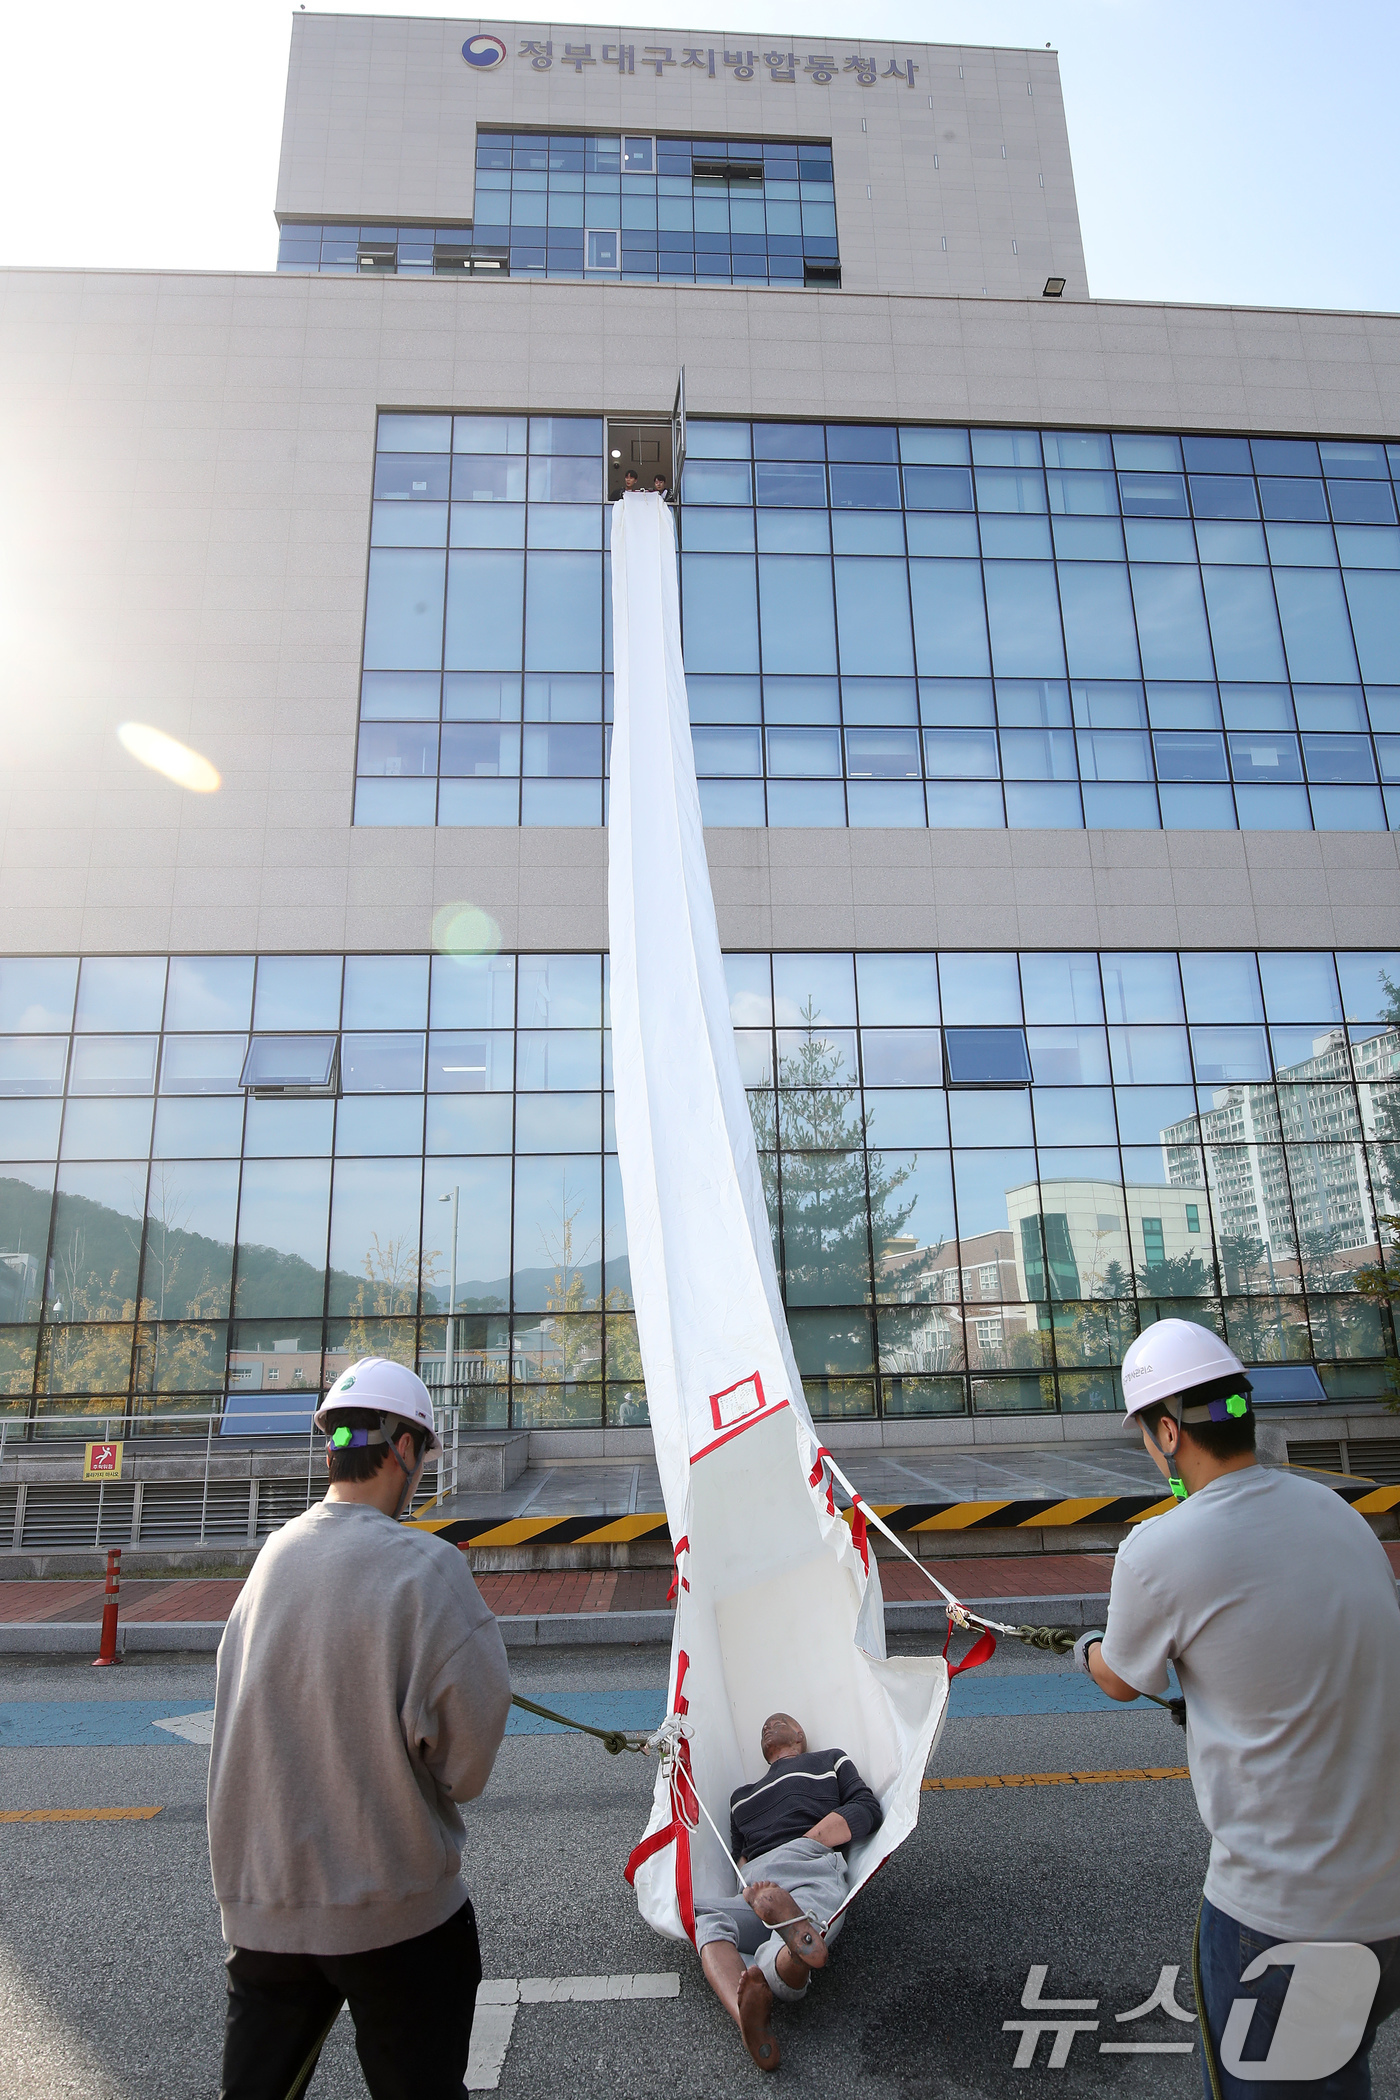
466,1974,680,2090
466,2003,519,2090
152,1710,216,1745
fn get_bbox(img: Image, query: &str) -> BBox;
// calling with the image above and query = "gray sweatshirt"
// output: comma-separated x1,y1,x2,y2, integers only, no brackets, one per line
208,1498,511,1955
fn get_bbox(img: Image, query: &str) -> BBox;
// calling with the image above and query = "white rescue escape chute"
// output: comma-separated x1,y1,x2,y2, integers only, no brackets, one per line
606,492,949,1944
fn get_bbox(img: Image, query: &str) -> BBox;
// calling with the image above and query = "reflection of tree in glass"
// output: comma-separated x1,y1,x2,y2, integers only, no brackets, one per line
752,1010,913,1306
140,1165,229,1325
1135,1250,1212,1299
1222,1295,1307,1366
1362,974,1400,1222
1054,1221,1135,1369
1095,1258,1132,1302
1348,1207,1400,1412
43,1175,146,1401
605,1310,644,1385
345,1235,442,1359
1296,1222,1358,1295
532,1174,607,1381
1218,1230,1271,1297
1061,1292,1137,1370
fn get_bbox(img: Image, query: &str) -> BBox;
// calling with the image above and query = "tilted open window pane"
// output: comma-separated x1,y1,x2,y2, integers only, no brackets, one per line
944,1029,1032,1086
240,1036,340,1097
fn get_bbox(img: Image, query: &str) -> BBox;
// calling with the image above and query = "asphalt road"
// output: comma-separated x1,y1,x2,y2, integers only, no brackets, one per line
2,1639,1396,2100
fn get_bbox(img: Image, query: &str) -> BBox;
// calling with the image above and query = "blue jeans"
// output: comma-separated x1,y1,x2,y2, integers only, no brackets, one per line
1197,1897,1400,2100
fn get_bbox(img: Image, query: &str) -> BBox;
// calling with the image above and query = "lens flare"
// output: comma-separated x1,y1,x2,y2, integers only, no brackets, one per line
432,902,503,955
117,722,221,793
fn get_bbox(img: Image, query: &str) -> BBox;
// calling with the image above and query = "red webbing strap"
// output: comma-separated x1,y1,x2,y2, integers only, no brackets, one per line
941,1623,998,1678
624,1822,674,1883
622,1649,697,1939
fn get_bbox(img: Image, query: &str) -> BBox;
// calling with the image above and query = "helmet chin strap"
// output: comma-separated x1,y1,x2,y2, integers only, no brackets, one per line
380,1415,422,1519
1144,1400,1189,1501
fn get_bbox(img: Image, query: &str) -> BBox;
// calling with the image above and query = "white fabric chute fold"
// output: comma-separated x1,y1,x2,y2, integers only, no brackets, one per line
606,491,947,1945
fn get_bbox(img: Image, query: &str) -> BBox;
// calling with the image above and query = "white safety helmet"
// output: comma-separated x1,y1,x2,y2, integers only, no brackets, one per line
314,1357,441,1455
1120,1319,1252,1427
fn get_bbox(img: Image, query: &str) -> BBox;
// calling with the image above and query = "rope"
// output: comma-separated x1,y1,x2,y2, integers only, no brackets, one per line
653,1716,751,1892
510,1692,650,1757
813,1444,1187,1723
1192,1897,1225,2100
512,1449,1186,1763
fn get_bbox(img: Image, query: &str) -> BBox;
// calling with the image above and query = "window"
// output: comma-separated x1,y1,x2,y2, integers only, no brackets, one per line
239,1037,340,1098
944,1029,1032,1086
358,412,1400,836
585,229,619,271
17,941,1400,1428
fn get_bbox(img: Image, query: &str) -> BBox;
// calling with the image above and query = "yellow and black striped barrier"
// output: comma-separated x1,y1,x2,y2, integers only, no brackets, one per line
411,1474,1400,1549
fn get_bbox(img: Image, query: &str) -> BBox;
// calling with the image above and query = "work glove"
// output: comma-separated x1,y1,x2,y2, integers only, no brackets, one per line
1072,1629,1105,1676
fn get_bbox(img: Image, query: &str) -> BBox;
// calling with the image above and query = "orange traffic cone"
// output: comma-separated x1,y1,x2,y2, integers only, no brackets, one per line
93,1547,123,1667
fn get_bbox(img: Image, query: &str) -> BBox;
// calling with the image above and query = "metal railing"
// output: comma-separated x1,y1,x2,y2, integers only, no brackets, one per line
0,1402,468,1554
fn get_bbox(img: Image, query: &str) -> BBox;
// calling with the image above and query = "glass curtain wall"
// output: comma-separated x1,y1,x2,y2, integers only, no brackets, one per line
278,132,839,287
356,415,1400,832
3,947,1398,1432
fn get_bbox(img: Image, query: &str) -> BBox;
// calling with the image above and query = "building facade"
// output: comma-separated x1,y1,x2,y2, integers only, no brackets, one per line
3,16,1400,1452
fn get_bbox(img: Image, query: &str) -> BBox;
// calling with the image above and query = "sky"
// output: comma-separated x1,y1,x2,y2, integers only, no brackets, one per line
2,1,1397,311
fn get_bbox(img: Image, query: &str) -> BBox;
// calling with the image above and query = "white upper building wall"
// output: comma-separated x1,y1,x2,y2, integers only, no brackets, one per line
275,13,1089,300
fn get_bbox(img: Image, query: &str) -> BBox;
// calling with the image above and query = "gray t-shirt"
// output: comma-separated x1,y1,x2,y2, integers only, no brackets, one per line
1101,1464,1400,1941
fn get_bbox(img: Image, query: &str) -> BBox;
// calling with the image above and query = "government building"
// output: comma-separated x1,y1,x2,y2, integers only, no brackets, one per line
3,16,1400,1551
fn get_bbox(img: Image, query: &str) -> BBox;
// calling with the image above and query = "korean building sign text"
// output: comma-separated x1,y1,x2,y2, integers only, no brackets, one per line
513,41,920,85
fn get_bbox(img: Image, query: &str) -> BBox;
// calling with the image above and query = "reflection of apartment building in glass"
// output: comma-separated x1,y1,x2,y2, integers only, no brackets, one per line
878,1171,1210,1371
1004,1178,1209,1305
1161,1027,1400,1285
878,1228,1030,1370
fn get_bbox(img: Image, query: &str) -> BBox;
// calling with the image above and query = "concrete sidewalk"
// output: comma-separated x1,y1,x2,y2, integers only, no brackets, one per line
0,1553,1120,1652
3,1547,1395,1654
0,1553,1122,1625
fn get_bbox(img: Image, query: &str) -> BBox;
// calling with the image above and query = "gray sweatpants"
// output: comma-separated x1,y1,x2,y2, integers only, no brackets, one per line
693,1838,848,2005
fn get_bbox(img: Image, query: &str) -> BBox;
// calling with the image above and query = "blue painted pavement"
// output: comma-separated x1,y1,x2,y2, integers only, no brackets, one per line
0,1702,215,1747
0,1674,1177,1748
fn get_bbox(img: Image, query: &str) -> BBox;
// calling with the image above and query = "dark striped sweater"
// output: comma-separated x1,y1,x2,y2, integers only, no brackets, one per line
729,1748,882,1862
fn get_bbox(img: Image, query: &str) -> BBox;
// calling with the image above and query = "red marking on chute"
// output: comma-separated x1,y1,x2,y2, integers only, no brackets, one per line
691,1397,790,1464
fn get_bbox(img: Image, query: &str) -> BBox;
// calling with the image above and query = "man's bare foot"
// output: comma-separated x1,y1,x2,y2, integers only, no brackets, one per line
743,1880,828,1968
737,1966,780,2070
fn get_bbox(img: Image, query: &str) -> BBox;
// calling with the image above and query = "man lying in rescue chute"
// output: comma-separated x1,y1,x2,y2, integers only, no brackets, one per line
694,1711,883,2072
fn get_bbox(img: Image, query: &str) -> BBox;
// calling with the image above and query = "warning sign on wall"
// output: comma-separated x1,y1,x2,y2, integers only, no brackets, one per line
83,1441,123,1481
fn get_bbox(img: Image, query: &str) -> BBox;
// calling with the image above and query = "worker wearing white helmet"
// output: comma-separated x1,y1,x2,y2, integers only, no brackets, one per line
313,1354,442,1517
208,1358,511,2100
1074,1319,1400,2098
